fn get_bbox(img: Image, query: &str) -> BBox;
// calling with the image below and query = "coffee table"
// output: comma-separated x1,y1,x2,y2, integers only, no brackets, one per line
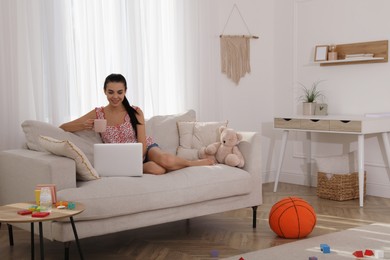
0,202,85,260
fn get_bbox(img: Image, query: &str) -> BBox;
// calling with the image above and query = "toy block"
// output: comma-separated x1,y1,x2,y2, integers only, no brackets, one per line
374,249,384,259
210,250,219,257
320,243,330,253
365,249,374,256
353,250,364,258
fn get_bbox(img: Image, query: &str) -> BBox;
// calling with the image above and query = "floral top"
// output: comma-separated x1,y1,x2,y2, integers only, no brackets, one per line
95,107,153,146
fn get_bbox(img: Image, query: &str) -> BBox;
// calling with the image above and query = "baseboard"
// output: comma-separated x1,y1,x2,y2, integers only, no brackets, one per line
267,171,390,199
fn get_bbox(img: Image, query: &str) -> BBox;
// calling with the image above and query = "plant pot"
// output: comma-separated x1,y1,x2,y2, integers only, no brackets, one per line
302,102,316,115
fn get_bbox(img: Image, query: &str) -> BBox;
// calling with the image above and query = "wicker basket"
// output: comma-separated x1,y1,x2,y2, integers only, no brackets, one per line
317,172,366,201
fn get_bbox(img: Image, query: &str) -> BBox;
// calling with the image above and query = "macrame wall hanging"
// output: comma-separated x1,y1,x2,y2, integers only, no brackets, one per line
220,4,259,85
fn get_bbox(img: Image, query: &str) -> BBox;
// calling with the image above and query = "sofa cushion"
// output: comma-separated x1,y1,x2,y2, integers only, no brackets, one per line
57,165,251,221
39,136,99,181
145,110,196,155
177,121,228,160
21,120,102,165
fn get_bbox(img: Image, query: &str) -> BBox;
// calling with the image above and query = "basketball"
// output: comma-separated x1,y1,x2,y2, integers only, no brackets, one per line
268,197,316,238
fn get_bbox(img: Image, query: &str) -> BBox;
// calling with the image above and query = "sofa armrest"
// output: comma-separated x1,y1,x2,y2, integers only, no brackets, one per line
238,132,261,178
0,149,77,205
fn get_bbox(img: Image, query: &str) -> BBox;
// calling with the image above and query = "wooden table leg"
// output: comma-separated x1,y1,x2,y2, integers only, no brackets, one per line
7,224,14,246
39,222,44,260
70,217,84,260
31,223,35,260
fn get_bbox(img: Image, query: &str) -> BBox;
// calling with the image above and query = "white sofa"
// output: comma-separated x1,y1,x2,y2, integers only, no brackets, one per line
0,110,262,252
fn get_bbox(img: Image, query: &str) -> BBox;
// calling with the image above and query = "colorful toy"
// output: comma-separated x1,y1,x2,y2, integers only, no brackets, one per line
198,126,245,168
268,197,316,238
67,202,76,210
374,249,384,258
210,250,219,257
353,250,364,258
55,201,69,208
320,244,330,253
365,249,374,256
28,205,38,212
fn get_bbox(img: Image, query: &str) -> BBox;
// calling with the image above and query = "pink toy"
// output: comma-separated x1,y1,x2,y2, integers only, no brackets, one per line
198,126,245,168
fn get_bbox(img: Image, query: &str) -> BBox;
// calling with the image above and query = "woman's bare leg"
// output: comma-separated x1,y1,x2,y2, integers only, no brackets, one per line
143,161,167,175
147,147,214,172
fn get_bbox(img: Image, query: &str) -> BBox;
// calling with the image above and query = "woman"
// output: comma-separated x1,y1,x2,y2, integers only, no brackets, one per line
60,73,214,175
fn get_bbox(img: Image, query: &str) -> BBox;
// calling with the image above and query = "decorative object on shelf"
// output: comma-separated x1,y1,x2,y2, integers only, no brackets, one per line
315,103,328,115
298,80,325,115
317,40,388,66
327,45,337,61
314,45,328,62
344,53,374,60
219,4,259,85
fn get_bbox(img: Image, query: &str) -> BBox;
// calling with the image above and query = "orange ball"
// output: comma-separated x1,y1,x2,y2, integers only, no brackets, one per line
269,197,316,238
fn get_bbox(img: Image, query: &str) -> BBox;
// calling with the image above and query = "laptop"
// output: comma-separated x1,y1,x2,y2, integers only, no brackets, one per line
94,143,143,177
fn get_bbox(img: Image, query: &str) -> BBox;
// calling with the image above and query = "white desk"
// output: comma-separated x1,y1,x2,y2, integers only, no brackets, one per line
273,115,390,207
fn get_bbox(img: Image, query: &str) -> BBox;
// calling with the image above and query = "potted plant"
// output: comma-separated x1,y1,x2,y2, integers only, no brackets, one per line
298,80,325,115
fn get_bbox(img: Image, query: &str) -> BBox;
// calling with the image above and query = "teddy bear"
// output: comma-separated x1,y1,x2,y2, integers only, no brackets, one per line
198,126,245,168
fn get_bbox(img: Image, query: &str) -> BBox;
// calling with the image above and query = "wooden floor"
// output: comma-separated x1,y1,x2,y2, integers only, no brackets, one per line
2,182,390,260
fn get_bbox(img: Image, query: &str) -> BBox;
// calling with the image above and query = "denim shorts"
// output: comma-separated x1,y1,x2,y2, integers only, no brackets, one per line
143,143,159,163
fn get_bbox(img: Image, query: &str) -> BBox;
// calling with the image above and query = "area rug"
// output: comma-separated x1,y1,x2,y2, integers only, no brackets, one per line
223,223,390,259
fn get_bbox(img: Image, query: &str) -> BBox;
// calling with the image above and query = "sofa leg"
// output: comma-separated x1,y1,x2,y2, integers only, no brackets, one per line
252,206,258,228
186,219,190,234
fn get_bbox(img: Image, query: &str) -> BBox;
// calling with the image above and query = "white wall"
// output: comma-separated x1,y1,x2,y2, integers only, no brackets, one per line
198,0,390,198
276,0,390,198
197,0,276,181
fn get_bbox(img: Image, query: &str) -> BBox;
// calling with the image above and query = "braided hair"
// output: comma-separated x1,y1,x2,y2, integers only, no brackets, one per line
103,74,140,138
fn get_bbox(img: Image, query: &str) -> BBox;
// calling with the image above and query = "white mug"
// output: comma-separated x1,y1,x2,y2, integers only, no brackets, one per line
94,119,107,133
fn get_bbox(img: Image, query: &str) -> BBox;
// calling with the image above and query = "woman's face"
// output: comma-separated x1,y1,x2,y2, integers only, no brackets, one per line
105,82,126,107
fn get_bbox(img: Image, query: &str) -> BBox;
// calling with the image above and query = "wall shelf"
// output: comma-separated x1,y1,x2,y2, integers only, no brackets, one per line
317,40,388,66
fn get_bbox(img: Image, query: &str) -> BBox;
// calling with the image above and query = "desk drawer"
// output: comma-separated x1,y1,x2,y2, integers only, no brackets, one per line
300,119,330,130
329,120,361,132
274,118,301,129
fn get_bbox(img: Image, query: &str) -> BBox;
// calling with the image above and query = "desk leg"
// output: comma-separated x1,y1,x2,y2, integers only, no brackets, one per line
39,222,44,260
70,217,84,260
381,132,390,174
307,132,312,187
274,130,289,192
358,134,365,207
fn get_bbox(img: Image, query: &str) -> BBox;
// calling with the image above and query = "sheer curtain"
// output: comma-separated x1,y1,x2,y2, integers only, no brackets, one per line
0,0,201,150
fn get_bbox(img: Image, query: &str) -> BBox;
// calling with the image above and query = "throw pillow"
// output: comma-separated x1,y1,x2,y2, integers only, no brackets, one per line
177,121,228,160
21,120,102,165
39,135,100,181
145,110,196,155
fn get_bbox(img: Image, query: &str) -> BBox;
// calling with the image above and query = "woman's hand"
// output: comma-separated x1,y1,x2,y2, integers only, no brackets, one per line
84,119,95,130
134,106,145,124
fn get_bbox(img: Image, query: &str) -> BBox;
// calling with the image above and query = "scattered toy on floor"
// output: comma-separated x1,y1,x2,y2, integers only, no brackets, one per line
353,250,364,258
269,197,316,238
210,250,219,257
320,243,330,254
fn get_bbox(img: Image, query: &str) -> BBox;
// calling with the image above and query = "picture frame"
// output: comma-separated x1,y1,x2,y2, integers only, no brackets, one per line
314,45,329,62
